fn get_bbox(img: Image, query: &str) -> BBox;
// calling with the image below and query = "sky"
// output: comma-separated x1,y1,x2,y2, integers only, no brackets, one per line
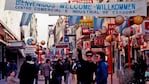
36,0,68,44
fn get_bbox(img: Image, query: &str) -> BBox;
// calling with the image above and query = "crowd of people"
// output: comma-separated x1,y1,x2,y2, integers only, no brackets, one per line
4,47,109,84
38,48,108,84
4,47,148,84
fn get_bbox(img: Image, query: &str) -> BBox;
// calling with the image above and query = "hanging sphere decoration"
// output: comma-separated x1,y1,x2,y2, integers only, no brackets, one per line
133,15,143,25
115,15,124,25
40,40,45,45
31,41,36,45
105,35,113,42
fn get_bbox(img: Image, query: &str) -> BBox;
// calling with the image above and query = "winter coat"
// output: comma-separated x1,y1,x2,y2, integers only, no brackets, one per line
42,63,52,77
77,49,97,83
18,61,36,84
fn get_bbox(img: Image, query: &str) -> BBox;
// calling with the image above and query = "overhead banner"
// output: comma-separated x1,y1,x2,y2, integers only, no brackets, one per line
5,0,147,17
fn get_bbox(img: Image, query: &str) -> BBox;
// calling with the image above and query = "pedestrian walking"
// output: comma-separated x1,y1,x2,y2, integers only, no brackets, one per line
52,59,64,84
7,71,19,84
32,57,40,84
69,59,77,84
41,59,52,84
76,48,96,84
94,52,108,84
63,58,71,84
18,55,36,84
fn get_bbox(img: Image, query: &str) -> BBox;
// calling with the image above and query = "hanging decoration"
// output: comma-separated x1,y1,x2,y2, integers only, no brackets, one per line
115,15,124,25
40,40,45,45
133,15,144,25
105,35,113,42
31,41,36,45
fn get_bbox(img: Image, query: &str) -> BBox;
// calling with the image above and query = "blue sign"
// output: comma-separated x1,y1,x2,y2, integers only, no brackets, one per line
64,36,69,42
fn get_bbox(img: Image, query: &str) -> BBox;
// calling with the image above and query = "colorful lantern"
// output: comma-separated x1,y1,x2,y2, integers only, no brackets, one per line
133,15,143,25
40,40,45,45
115,15,124,25
122,26,136,37
105,35,113,42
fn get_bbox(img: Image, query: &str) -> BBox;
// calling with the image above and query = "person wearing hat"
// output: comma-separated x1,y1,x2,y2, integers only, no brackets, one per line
76,48,96,84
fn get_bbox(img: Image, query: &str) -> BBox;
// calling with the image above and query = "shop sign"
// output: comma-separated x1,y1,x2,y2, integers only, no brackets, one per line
56,43,69,48
64,36,69,42
5,0,147,17
24,46,36,54
145,22,149,35
108,23,116,33
82,28,90,35
91,35,105,48
142,20,149,35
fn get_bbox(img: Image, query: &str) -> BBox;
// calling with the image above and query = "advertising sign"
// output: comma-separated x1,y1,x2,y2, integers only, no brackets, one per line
82,28,90,35
145,22,149,35
5,0,147,17
91,35,105,48
24,46,36,54
142,20,149,35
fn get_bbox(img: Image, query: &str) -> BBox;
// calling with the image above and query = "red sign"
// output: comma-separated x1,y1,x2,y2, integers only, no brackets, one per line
108,24,117,34
56,45,68,48
94,36,104,46
82,28,90,35
145,22,149,30
145,22,149,35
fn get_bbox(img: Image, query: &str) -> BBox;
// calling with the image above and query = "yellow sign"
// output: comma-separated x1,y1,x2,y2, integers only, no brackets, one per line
79,19,93,27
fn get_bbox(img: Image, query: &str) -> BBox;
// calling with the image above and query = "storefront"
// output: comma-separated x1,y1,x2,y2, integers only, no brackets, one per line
0,22,24,79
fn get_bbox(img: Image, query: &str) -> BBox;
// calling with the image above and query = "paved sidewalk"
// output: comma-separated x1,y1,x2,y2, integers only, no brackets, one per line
108,74,119,84
0,74,119,84
0,79,45,84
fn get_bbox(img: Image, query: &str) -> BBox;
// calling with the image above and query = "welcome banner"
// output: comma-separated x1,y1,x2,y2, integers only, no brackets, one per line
5,0,147,17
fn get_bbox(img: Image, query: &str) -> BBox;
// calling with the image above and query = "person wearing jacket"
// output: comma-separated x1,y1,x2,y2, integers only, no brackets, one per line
52,59,64,84
18,55,36,84
42,59,52,84
95,52,108,84
7,71,19,84
77,48,96,84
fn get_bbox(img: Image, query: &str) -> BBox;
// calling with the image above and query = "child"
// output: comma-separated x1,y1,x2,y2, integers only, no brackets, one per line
7,71,19,84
